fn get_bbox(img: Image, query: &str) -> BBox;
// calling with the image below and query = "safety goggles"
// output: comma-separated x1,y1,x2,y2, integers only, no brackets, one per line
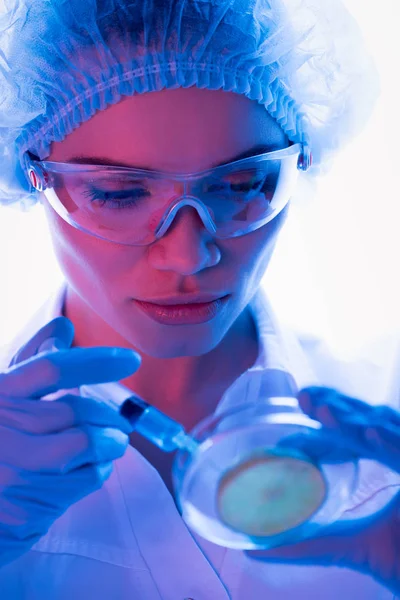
25,143,312,246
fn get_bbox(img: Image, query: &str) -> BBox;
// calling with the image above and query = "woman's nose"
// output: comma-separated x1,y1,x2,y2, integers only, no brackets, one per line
148,205,221,275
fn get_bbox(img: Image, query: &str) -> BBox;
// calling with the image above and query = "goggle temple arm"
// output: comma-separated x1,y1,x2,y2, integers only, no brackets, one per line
297,143,313,171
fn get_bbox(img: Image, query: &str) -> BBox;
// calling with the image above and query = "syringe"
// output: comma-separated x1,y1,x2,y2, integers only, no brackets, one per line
79,381,199,454
39,340,199,453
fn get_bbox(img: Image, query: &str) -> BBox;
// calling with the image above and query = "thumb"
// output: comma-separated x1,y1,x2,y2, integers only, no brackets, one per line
8,316,75,367
246,535,341,567
245,517,366,569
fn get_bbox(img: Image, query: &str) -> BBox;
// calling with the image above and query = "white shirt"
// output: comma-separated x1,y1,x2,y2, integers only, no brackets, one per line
0,282,399,600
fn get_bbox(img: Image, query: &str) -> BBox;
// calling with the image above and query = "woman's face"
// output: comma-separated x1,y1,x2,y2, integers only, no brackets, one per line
42,87,290,358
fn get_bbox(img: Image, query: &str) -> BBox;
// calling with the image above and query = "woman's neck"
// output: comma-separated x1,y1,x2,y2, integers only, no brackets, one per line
63,289,259,422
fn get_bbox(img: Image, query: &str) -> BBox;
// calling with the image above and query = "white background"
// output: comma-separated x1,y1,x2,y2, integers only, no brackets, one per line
263,0,400,359
0,0,399,363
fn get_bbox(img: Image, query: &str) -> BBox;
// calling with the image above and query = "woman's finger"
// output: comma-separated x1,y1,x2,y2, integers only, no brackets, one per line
245,515,369,570
300,386,400,427
8,317,75,368
0,347,141,399
298,387,400,473
0,423,128,473
277,430,359,464
0,461,114,541
0,393,133,435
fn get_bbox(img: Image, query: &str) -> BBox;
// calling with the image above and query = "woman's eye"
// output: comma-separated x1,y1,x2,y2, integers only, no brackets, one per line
206,176,267,193
82,187,149,209
231,180,264,191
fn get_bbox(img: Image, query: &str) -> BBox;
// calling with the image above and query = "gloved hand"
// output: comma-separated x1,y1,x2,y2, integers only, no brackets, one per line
0,316,141,568
247,386,400,595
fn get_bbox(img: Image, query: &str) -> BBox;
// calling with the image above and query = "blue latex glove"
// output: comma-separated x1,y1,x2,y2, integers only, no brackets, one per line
0,316,141,568
247,386,400,595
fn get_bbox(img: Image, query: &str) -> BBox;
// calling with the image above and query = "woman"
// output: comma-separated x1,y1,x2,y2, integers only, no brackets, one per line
0,0,399,598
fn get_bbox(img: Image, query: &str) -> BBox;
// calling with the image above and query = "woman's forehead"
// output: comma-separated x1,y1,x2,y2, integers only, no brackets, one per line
48,87,287,169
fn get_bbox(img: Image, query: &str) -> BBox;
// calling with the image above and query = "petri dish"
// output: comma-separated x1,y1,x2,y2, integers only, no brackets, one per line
172,397,359,550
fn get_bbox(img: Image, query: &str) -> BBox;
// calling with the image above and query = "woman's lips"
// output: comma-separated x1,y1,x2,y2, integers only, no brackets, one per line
132,295,230,325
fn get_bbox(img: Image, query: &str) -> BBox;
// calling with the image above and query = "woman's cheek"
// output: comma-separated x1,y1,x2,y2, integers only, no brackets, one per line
229,208,287,268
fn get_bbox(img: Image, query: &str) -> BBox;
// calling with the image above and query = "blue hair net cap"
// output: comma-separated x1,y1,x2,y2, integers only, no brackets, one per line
0,0,379,210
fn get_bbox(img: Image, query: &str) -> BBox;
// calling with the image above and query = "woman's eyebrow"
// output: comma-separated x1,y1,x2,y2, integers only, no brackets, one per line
65,144,281,171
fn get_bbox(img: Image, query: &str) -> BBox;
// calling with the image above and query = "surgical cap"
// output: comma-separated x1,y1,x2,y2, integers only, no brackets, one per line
0,0,379,210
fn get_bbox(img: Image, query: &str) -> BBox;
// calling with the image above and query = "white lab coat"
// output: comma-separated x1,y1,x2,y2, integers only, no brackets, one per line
0,282,399,600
